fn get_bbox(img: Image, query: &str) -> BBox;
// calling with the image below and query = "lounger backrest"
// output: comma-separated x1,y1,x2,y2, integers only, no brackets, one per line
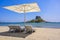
8,26,21,30
25,26,32,31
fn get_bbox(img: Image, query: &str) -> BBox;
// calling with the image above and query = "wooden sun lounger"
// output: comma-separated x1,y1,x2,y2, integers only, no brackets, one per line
8,25,21,32
25,25,35,34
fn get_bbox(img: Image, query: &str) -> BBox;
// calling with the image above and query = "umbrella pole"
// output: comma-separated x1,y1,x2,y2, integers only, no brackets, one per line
24,12,26,26
24,5,26,26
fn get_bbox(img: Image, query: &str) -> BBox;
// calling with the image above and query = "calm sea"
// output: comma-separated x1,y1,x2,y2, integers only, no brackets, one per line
0,22,60,28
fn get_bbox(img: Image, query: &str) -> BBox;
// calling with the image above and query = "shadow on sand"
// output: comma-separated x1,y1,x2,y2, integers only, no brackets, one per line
0,31,31,38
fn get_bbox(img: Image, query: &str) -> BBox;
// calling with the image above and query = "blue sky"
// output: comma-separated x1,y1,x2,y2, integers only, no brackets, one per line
0,0,60,22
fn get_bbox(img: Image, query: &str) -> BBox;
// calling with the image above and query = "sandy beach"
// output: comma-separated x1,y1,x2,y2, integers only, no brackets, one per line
0,26,60,40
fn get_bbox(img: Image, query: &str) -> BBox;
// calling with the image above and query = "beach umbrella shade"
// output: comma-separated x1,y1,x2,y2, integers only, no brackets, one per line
3,3,41,26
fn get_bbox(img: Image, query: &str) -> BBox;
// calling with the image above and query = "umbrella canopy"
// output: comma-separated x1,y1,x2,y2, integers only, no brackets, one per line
3,3,40,13
3,3,40,26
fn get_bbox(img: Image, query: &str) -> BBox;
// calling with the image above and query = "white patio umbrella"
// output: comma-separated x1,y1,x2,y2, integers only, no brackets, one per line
3,3,41,26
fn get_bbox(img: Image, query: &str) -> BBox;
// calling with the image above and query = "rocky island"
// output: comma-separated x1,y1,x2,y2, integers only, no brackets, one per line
27,16,46,23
